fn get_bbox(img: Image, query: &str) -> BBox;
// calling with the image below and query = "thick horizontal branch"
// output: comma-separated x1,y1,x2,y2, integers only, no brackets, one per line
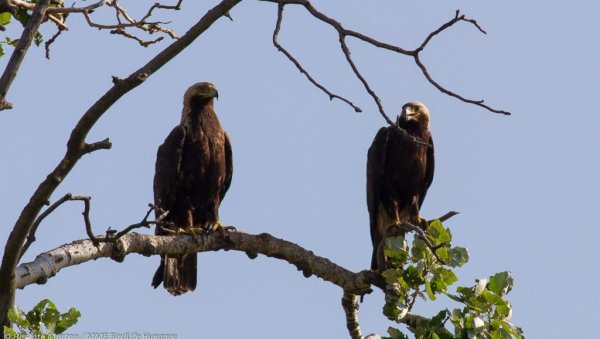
15,229,444,335
16,231,372,294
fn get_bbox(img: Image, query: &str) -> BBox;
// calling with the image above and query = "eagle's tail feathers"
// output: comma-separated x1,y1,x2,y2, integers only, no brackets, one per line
152,254,197,296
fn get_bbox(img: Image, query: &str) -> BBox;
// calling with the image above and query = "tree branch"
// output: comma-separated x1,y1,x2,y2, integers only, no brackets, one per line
19,193,83,261
272,4,362,113
0,0,51,111
15,230,437,333
0,0,242,328
261,0,511,118
15,231,373,293
342,292,363,339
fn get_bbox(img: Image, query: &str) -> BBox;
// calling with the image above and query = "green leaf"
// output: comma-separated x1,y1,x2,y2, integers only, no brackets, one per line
431,310,449,327
425,279,436,300
0,43,4,58
434,267,458,289
495,302,512,319
435,246,449,261
481,290,503,304
387,327,409,339
385,236,409,268
411,237,430,261
488,271,513,296
426,219,451,246
448,246,469,267
383,302,401,321
0,12,11,26
34,31,43,46
15,8,30,27
8,305,29,330
381,268,403,285
403,265,425,287
3,326,18,337
55,307,81,334
450,308,465,330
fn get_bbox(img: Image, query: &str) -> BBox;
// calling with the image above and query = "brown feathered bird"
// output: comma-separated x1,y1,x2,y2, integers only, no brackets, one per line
151,82,233,295
366,101,434,272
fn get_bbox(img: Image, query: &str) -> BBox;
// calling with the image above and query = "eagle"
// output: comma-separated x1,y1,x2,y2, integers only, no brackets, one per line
366,101,434,272
151,82,233,295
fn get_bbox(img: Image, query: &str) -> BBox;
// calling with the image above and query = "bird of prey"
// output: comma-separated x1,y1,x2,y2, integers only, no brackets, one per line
366,101,434,272
151,82,233,295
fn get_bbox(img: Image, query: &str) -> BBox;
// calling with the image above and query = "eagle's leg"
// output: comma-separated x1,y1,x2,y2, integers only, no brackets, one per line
171,210,204,246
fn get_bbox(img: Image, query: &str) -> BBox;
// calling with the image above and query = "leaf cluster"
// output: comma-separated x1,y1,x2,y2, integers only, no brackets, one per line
3,299,81,337
381,220,523,339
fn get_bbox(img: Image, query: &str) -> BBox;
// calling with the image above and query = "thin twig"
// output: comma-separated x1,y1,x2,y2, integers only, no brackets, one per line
81,0,182,44
435,211,459,224
82,138,112,155
20,193,74,261
272,4,362,113
45,29,64,60
111,29,164,47
413,55,510,115
407,287,420,311
113,204,171,240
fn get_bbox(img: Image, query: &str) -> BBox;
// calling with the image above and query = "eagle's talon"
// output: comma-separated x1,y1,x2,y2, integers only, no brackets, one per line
207,221,236,234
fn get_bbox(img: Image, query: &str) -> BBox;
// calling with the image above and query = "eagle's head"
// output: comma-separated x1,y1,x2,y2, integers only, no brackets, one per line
181,82,219,126
183,82,219,104
399,101,430,130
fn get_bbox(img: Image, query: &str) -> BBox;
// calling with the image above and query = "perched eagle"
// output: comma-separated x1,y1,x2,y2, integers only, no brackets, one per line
366,101,434,272
151,82,233,296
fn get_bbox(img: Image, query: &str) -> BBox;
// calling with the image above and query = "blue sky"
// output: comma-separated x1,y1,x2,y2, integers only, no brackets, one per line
1,1,598,338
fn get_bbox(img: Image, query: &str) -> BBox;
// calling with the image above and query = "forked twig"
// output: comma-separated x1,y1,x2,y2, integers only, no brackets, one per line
273,4,362,113
261,0,511,127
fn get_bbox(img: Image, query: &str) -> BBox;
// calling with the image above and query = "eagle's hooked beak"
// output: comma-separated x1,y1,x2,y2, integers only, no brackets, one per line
207,86,219,100
400,105,418,122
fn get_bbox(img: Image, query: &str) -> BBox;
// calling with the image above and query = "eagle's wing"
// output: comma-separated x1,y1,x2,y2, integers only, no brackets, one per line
153,125,185,234
220,132,233,202
366,127,389,270
418,132,435,209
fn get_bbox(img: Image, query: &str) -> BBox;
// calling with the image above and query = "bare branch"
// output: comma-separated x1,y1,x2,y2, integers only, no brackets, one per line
111,28,164,47
417,10,486,52
15,230,373,293
0,0,242,326
80,0,182,44
261,0,510,117
342,292,363,339
413,55,511,115
82,138,112,155
272,4,362,113
45,0,106,14
0,0,51,111
435,211,459,224
20,193,74,261
44,29,64,60
113,205,171,240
